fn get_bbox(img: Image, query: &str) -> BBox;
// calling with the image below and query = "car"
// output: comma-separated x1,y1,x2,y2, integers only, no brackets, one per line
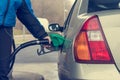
49,0,120,80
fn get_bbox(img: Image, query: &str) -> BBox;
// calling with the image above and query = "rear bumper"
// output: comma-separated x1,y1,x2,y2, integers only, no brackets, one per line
59,63,120,80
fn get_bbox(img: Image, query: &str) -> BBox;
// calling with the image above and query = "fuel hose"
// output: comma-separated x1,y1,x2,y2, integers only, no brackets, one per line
8,39,49,74
8,33,65,75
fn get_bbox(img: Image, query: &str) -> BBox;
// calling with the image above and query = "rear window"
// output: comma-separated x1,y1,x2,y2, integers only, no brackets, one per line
88,0,120,12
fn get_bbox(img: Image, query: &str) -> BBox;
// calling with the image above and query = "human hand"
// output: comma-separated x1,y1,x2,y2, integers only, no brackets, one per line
43,36,51,44
42,36,52,50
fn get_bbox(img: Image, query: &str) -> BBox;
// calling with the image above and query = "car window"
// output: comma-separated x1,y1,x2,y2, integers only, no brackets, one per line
88,0,120,12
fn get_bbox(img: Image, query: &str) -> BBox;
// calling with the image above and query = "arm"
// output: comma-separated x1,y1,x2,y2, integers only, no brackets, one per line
16,0,48,40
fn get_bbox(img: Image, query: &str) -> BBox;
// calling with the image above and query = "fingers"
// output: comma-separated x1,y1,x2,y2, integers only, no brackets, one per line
43,36,51,44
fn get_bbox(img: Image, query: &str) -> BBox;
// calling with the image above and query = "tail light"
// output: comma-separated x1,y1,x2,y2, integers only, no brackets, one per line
74,15,114,63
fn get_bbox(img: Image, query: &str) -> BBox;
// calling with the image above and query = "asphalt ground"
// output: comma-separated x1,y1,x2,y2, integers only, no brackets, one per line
12,63,58,80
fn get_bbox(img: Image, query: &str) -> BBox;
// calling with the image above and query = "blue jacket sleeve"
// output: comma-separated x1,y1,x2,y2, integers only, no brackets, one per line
16,0,48,40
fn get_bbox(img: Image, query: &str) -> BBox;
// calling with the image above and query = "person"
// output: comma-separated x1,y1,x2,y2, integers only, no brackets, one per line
0,0,51,80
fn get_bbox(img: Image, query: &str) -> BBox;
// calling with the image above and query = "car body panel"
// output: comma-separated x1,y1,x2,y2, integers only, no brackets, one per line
58,0,120,80
97,11,120,71
59,63,120,79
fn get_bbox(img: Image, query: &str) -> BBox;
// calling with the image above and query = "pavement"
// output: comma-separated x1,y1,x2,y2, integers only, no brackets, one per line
13,63,58,80
12,71,44,80
12,63,59,80
13,63,59,80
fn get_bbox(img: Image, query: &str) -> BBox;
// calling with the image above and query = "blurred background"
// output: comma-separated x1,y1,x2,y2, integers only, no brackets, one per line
14,0,75,44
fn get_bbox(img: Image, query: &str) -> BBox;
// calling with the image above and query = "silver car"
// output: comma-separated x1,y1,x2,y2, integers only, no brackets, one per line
49,0,120,80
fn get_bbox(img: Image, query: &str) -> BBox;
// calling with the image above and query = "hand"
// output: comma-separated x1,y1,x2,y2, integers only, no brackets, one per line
43,36,51,44
43,36,54,50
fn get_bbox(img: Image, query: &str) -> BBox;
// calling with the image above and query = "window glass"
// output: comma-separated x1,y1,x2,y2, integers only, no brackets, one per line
88,0,120,12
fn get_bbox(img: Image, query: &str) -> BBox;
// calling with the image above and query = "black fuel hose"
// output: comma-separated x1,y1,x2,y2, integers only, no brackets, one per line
8,39,49,74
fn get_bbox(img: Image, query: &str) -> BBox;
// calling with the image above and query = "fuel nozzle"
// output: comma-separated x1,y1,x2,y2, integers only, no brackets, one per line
37,33,65,55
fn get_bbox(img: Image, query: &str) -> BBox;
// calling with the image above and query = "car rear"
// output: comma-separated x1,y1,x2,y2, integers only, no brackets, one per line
72,14,120,80
59,0,120,80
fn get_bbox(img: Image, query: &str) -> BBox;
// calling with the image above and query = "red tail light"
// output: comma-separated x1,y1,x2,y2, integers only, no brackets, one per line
74,15,113,63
